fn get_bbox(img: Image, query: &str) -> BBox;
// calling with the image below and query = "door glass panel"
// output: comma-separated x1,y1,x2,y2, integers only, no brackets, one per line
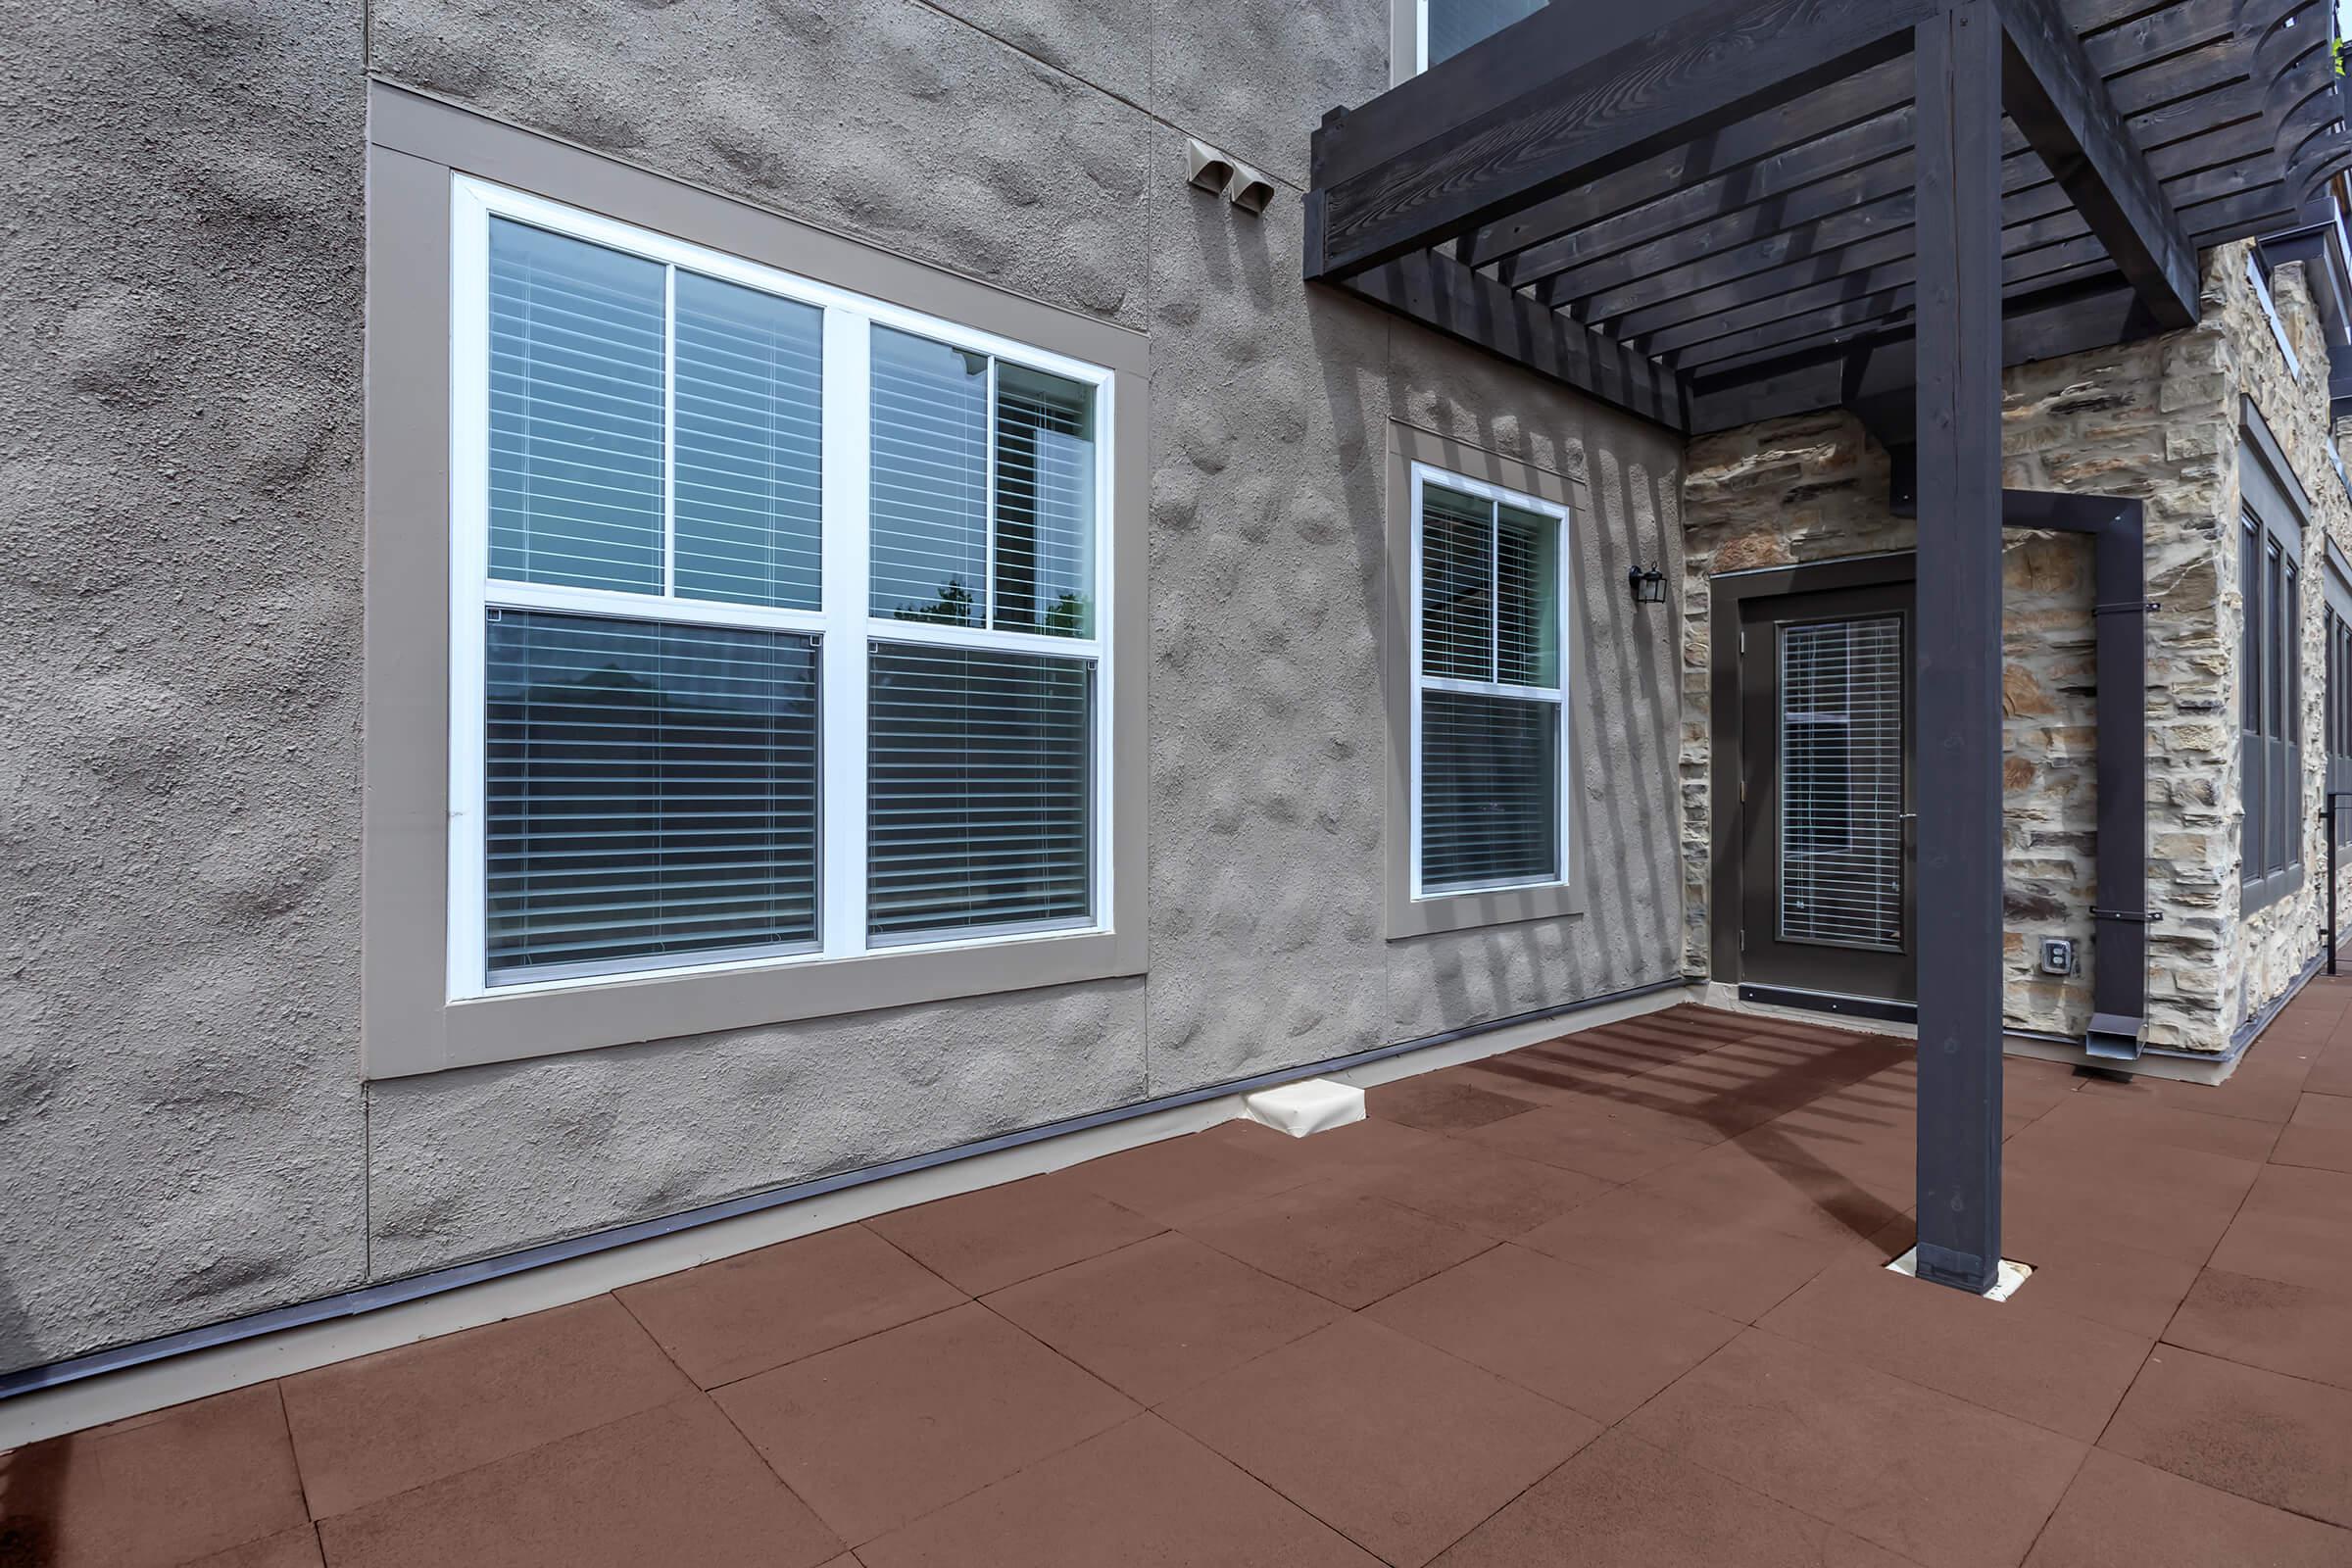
1778,615,1903,950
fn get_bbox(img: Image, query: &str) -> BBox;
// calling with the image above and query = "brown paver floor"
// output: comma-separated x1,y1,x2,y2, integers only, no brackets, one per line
11,989,2352,1566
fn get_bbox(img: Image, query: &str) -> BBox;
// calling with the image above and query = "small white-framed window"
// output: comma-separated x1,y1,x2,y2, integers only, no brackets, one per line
1407,461,1573,900
1413,0,1548,74
446,178,1114,1000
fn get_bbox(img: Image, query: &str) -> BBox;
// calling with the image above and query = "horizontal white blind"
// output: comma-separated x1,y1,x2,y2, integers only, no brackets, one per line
484,612,820,982
994,363,1097,636
1779,616,1903,950
673,271,824,610
488,220,667,594
867,643,1092,940
1421,691,1559,890
870,326,989,624
1422,483,1494,681
1495,502,1558,686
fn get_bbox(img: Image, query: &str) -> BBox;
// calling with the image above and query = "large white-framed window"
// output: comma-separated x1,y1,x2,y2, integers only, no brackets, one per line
446,177,1115,1000
1407,461,1573,901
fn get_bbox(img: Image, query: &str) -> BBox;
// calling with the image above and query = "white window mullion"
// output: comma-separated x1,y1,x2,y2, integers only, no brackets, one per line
1408,467,1427,901
819,308,872,958
447,181,494,1001
662,263,678,598
982,354,1000,629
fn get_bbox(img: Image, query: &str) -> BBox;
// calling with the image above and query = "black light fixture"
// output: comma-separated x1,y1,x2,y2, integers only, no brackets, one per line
1627,564,1668,605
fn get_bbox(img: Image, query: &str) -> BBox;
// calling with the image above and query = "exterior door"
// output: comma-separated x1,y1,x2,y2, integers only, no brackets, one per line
1736,583,1916,1002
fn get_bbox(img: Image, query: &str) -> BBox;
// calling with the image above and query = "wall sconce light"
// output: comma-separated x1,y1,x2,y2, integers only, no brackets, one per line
1628,565,1668,605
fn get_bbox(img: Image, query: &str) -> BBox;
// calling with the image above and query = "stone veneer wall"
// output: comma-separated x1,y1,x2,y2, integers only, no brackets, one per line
1680,243,2352,1054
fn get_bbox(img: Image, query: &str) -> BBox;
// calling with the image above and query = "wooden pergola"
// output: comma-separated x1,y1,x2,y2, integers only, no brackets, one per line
1306,0,2349,1294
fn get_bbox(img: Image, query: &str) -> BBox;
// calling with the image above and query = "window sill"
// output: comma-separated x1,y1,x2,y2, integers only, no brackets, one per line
368,926,1144,1079
1388,878,1587,940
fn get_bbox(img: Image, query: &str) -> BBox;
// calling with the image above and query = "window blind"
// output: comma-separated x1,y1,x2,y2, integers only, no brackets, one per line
673,271,823,610
867,643,1092,940
1422,483,1494,681
1421,692,1559,890
994,363,1096,636
870,326,990,624
488,220,667,594
485,611,820,982
1778,616,1904,950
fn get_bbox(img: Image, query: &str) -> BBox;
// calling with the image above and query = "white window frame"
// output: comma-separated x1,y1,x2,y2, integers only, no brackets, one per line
445,176,1117,1002
1405,460,1575,902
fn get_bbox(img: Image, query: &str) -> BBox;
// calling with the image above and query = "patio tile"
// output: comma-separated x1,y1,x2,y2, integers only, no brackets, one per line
1755,1249,2153,1440
281,1295,693,1517
2008,1092,2282,1164
983,1232,1340,1405
314,1396,839,1568
1462,1101,1715,1184
1157,1317,1599,1568
1431,1430,1911,1568
863,1172,1162,1295
1330,1135,1611,1239
2165,1267,2352,1392
2024,1447,2352,1567
1991,1212,2202,1340
1517,1186,1853,1322
1365,1244,1740,1423
1366,1071,1540,1132
0,1383,306,1568
2004,1134,2259,1266
2303,1039,2352,1098
615,1221,964,1389
2101,1345,2352,1527
1178,1181,1494,1307
186,1529,324,1568
855,1415,1380,1568
711,1301,1136,1544
1064,1128,1313,1225
1628,1137,1909,1248
2267,1091,2352,1174
2207,1162,2352,1296
1619,1330,2085,1568
2080,1047,2314,1125
1201,1114,1448,1176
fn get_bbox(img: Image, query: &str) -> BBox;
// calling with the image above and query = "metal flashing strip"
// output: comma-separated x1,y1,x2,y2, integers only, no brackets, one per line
1736,983,1918,1026
0,977,1686,1406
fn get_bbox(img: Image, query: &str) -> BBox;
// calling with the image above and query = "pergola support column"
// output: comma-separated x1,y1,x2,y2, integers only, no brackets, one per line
1911,0,2006,1296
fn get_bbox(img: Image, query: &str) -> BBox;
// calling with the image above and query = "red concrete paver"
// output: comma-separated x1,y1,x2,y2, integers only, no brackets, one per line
184,1528,325,1568
2207,1161,2352,1297
1994,1210,2202,1339
1328,1134,1612,1239
0,1384,307,1568
2164,1267,2352,1392
614,1221,964,1389
982,1231,1340,1405
2268,1089,2352,1174
1366,1072,1541,1132
1156,1316,1599,1568
2004,1132,2260,1265
1431,1430,1912,1568
862,1171,1161,1294
2007,1091,2282,1164
711,1301,1135,1544
1756,1249,2153,1440
1061,1128,1311,1225
280,1295,692,1517
1517,1184,1855,1322
855,1415,1381,1568
1177,1181,1494,1307
1365,1243,1741,1423
1462,1100,1714,1183
2022,1447,2352,1567
2100,1345,2352,1529
1619,1330,2085,1568
313,1396,839,1568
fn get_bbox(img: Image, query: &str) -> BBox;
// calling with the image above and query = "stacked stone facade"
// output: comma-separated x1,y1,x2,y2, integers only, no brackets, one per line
1680,243,2352,1054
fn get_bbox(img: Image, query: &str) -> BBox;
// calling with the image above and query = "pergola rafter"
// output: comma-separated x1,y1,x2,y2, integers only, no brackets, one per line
1304,0,2350,1296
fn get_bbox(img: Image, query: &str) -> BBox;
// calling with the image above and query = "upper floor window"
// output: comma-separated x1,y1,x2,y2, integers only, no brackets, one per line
1416,0,1546,72
1409,464,1571,898
2242,507,2301,908
450,181,1111,996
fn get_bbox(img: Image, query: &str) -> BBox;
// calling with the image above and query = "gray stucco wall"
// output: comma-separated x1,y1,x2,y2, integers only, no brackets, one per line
0,0,1686,1370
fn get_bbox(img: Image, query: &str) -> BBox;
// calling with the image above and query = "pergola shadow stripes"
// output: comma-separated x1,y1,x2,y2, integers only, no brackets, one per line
1305,0,2349,1293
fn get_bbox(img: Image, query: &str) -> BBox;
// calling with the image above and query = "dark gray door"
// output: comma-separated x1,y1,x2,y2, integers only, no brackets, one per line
1736,583,1915,1002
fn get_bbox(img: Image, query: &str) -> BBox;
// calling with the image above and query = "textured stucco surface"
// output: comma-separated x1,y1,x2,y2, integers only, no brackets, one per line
1679,244,2352,1054
0,0,371,1368
0,0,1688,1370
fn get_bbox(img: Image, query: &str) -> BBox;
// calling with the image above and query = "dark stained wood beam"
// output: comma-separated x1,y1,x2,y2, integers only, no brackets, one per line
1995,0,2200,326
1307,0,1938,282
1911,0,2007,1298
1334,250,1687,431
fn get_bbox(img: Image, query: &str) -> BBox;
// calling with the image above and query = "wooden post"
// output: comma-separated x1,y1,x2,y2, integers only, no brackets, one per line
1911,0,2006,1296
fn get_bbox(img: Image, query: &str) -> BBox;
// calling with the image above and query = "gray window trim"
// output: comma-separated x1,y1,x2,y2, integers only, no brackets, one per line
363,84,1148,1080
2240,397,2308,918
1383,422,1590,939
